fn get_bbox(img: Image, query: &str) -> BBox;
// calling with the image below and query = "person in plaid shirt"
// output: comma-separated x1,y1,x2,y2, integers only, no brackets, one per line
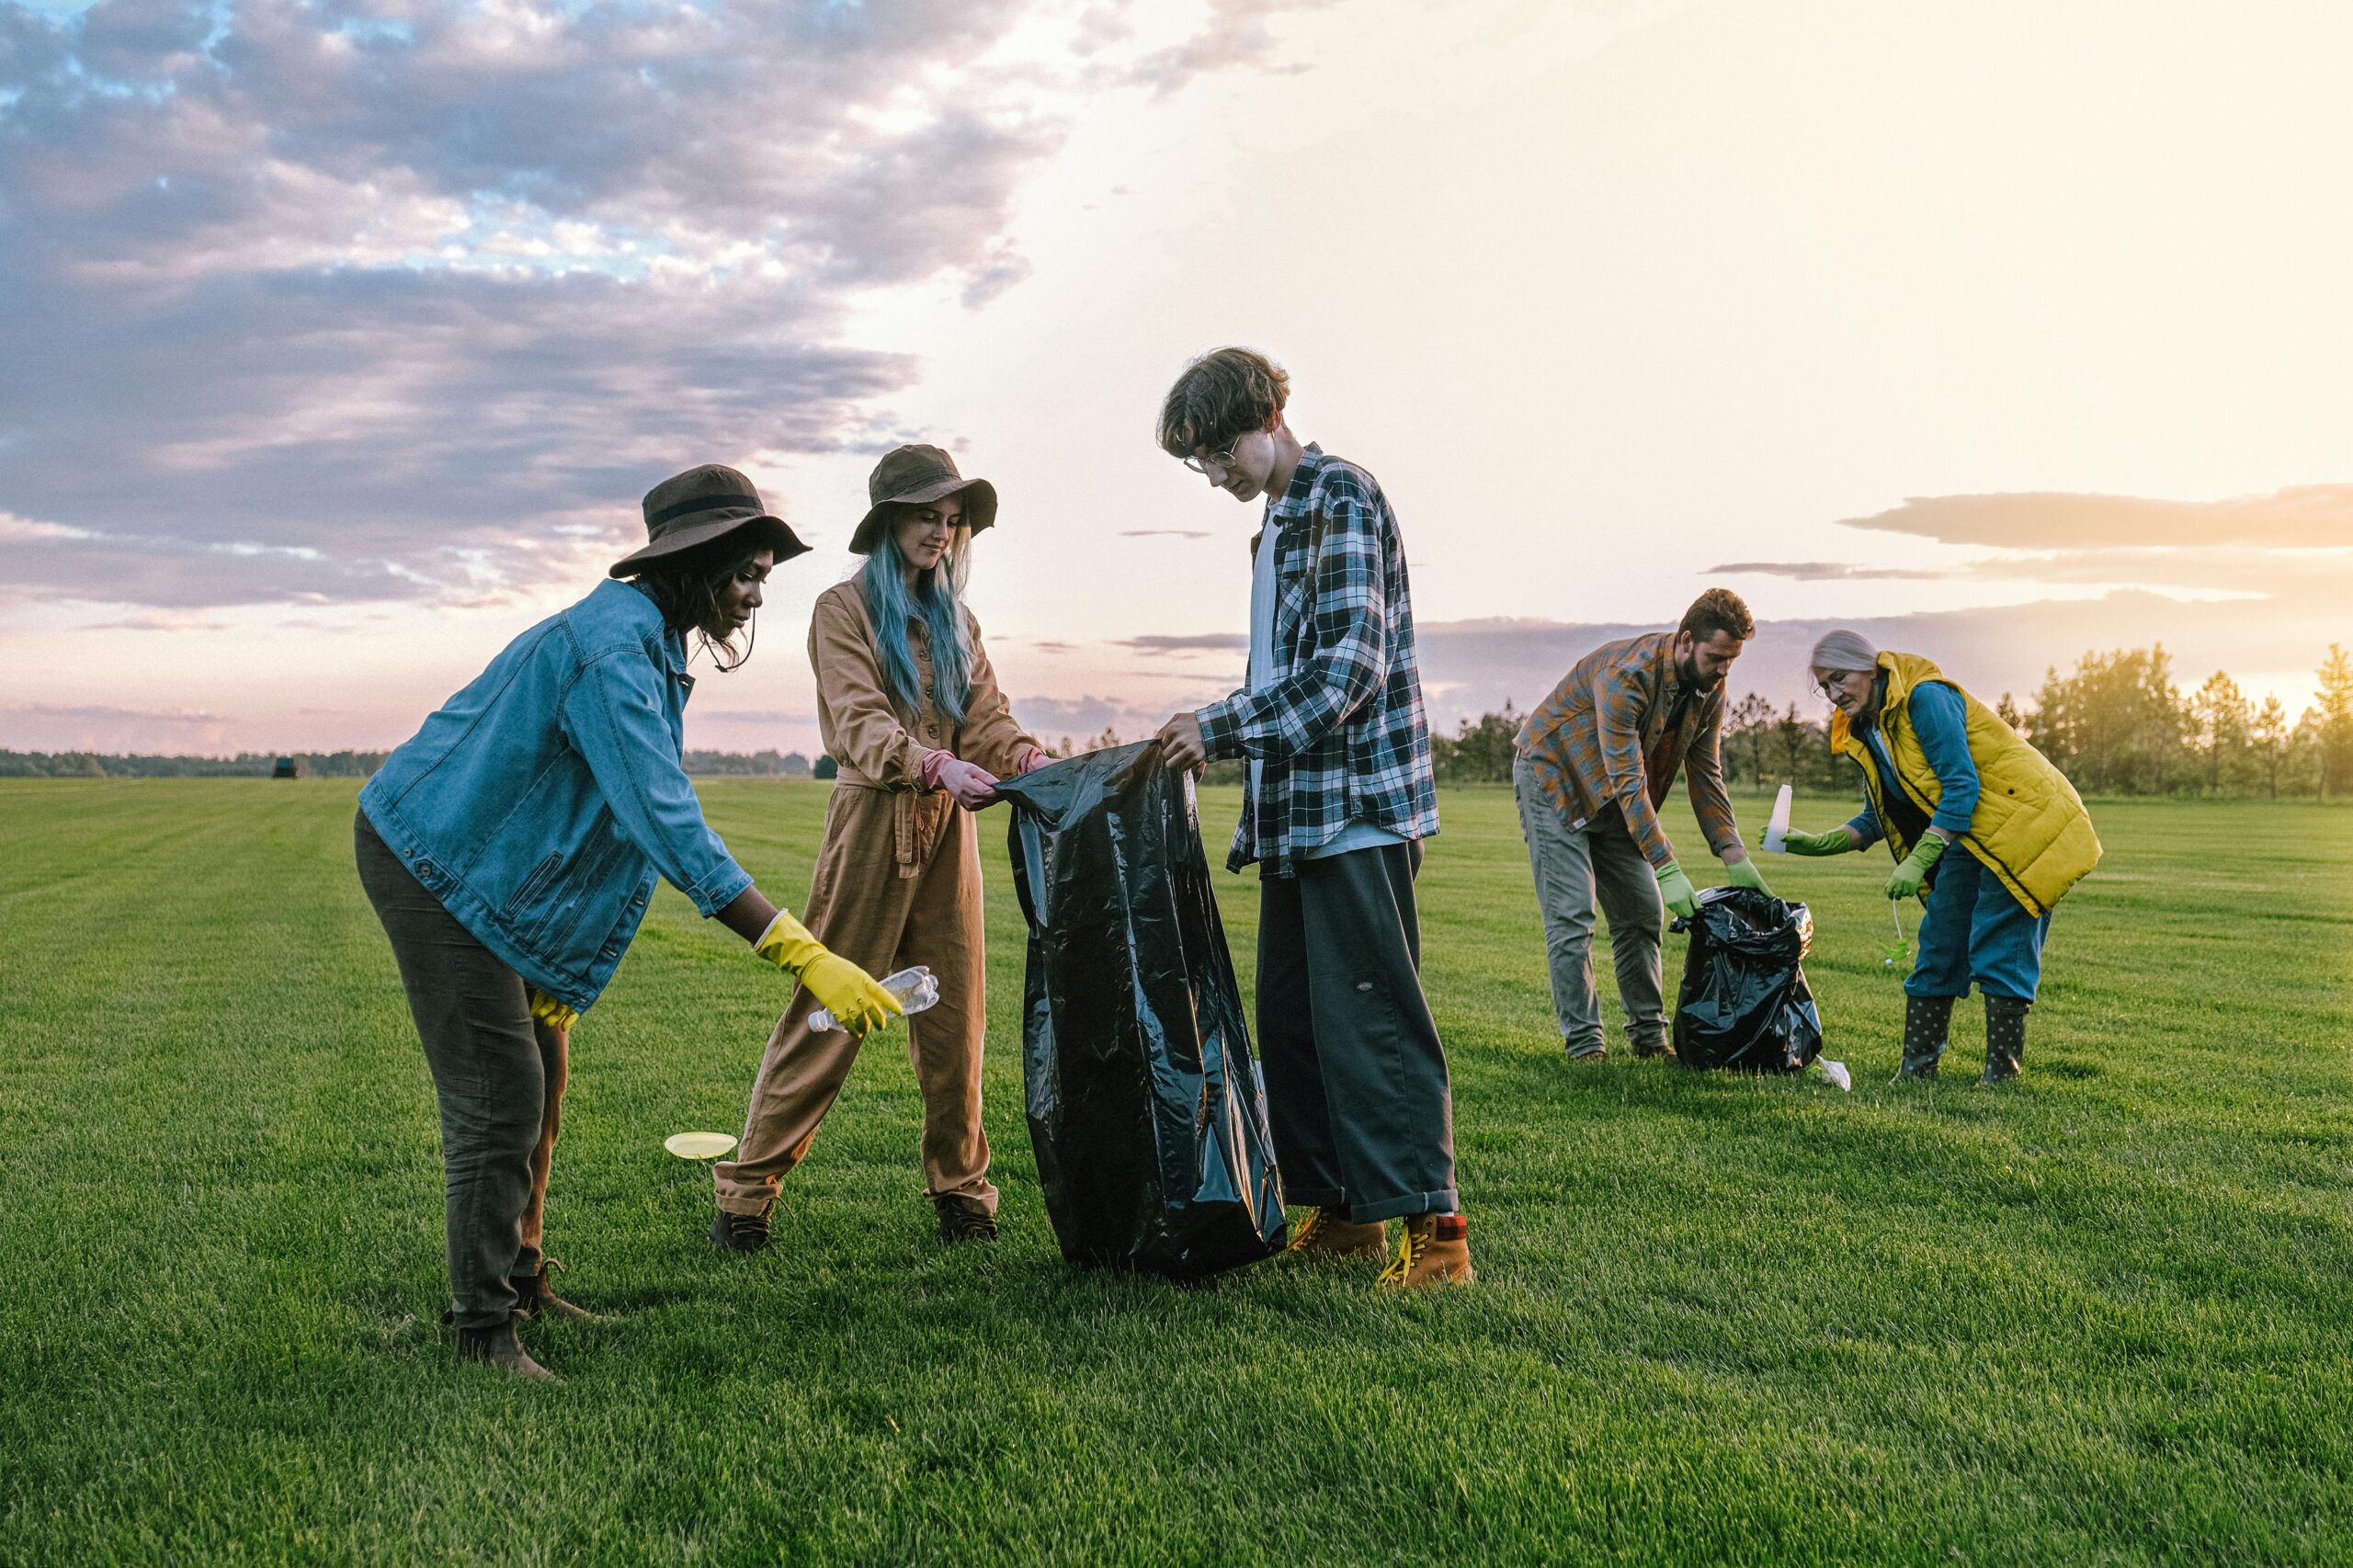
1154,347,1468,1290
1513,590,1774,1061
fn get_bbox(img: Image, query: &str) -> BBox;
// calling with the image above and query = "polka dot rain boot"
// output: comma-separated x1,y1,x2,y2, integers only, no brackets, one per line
1982,994,2029,1085
1892,994,1955,1082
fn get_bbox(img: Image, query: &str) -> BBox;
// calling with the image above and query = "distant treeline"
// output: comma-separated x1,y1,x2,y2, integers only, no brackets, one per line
15,642,2348,797
0,747,822,778
0,749,391,778
1430,642,2353,800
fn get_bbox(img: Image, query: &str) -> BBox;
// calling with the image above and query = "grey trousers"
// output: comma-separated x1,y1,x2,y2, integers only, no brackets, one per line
1255,840,1459,1224
356,811,564,1329
1512,753,1667,1056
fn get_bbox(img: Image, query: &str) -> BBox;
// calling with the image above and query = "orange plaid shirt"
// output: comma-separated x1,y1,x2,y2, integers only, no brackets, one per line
1515,631,1745,870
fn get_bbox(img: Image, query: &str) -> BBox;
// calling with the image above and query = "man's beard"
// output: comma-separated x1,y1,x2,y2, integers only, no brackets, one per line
1677,653,1725,692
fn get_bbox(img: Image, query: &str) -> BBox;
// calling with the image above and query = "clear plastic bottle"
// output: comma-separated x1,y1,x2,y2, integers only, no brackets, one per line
808,965,940,1032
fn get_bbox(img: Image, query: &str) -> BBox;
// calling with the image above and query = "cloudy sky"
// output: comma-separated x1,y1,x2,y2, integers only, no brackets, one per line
4,0,2348,756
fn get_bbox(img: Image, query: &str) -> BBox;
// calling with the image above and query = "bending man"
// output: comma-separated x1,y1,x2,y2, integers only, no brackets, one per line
1513,589,1769,1062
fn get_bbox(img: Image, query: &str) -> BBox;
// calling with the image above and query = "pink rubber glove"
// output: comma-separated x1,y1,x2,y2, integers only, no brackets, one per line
934,756,1000,809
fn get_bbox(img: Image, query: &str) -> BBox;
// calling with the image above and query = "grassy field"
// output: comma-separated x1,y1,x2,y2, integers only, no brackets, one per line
2,778,2349,1564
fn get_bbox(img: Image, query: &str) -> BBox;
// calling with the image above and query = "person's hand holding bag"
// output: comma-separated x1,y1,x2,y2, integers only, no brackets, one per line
923,748,1000,809
754,910,904,1036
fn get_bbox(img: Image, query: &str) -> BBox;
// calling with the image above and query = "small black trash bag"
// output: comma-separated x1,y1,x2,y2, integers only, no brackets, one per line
995,741,1286,1277
1670,885,1824,1073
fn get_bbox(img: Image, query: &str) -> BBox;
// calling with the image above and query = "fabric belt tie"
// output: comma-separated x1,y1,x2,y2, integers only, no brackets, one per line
835,767,952,878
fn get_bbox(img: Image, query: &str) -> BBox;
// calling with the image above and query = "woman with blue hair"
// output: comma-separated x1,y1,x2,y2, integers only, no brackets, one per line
711,445,1046,1250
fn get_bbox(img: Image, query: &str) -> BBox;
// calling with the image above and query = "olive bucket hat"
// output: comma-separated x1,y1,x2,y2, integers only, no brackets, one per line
609,464,810,578
848,444,998,556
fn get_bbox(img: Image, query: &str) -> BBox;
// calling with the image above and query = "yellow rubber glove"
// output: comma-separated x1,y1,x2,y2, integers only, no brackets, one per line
754,910,904,1036
528,989,579,1033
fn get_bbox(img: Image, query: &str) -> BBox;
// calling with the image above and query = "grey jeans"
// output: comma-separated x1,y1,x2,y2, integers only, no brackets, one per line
1255,841,1459,1223
1512,753,1667,1056
356,811,565,1329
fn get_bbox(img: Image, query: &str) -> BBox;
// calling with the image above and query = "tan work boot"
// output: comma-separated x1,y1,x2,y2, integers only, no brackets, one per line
454,1318,559,1382
1375,1212,1474,1289
1287,1207,1389,1261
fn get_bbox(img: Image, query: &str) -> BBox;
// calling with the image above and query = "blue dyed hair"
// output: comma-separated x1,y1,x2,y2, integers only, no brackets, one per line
858,524,973,727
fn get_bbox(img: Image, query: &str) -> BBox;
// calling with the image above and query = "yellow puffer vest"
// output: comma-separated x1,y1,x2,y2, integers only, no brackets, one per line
1829,652,2101,916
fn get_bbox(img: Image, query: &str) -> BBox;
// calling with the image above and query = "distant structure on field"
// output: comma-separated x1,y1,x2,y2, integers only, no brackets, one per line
271,756,298,779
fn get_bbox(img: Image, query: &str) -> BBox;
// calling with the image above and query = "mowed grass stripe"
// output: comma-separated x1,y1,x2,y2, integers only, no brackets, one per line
1,779,2348,1563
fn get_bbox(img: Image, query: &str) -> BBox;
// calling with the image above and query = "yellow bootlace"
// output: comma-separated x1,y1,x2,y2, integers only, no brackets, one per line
1287,1208,1330,1254
1375,1222,1428,1285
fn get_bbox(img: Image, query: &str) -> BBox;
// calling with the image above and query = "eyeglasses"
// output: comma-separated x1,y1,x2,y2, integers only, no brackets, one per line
1180,437,1243,476
1814,673,1863,700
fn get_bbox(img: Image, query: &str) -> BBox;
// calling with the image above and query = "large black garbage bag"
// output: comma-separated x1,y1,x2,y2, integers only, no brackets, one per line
995,741,1287,1277
1670,885,1824,1072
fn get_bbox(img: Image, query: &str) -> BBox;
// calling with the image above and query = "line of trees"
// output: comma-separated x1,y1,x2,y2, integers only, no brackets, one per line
0,747,818,778
0,749,392,778
1429,643,2353,801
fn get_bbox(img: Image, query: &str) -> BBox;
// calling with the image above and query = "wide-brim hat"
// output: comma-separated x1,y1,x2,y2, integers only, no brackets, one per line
847,443,997,556
609,464,811,578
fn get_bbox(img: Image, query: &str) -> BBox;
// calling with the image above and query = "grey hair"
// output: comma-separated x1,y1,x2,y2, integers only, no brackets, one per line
1809,630,1881,674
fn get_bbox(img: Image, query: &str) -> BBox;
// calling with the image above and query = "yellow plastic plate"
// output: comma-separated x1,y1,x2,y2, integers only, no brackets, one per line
664,1131,737,1160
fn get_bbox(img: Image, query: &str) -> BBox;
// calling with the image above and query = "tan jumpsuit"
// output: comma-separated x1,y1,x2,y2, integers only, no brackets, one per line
713,581,1040,1216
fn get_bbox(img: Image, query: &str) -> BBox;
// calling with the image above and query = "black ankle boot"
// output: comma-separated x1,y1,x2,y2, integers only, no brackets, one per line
709,1208,771,1254
453,1317,558,1381
1983,994,2029,1084
1893,994,1955,1080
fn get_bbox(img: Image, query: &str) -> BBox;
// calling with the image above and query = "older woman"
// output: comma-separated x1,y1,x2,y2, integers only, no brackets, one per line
358,464,901,1380
1780,631,2101,1085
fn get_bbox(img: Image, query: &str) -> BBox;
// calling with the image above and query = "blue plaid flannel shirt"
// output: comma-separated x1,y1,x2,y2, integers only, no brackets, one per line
1197,446,1440,877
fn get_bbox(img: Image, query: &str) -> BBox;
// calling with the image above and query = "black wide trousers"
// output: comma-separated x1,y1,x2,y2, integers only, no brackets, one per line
1254,840,1459,1224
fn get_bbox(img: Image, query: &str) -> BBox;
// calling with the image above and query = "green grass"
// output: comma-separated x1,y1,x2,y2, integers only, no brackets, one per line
2,779,2349,1564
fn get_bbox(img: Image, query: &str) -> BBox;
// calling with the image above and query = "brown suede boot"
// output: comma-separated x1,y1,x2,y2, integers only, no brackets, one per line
510,1259,611,1324
1286,1207,1389,1261
453,1318,558,1382
1376,1212,1474,1290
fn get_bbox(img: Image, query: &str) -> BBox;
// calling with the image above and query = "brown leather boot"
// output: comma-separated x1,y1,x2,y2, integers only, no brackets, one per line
510,1259,611,1324
936,1195,998,1244
1286,1207,1389,1261
1376,1212,1475,1289
453,1318,558,1382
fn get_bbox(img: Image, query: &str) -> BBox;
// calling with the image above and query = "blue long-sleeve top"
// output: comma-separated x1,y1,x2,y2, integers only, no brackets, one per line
1845,680,1980,847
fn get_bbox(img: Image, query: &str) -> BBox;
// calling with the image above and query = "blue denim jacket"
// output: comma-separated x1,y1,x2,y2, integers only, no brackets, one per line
359,579,754,1010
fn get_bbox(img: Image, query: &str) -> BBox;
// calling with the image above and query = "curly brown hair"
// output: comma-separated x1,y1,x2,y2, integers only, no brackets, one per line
1679,587,1755,644
1156,347,1290,459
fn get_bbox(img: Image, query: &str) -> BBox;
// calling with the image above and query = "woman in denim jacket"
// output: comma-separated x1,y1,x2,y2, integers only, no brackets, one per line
356,464,902,1381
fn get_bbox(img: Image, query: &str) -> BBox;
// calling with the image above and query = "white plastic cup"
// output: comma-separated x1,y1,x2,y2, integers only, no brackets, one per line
808,965,939,1032
1762,783,1793,853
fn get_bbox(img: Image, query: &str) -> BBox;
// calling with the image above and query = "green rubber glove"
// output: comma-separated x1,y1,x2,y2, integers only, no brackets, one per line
1779,826,1855,858
1655,859,1699,920
1721,855,1773,896
527,988,579,1034
754,911,904,1036
1883,833,1949,901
